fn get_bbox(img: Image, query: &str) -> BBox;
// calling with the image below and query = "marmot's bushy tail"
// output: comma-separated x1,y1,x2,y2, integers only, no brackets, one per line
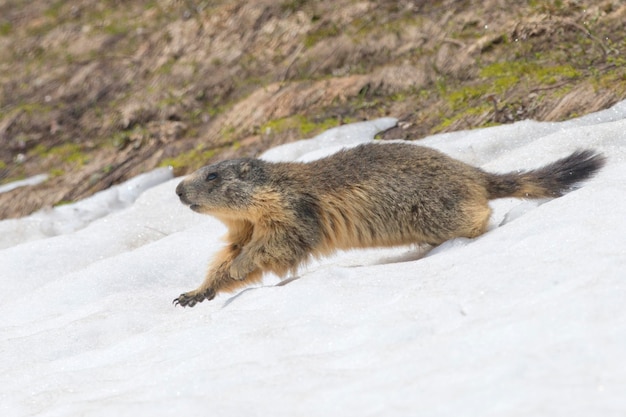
485,150,606,199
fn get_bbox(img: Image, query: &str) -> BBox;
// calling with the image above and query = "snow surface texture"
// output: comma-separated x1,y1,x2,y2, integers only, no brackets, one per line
0,167,173,250
1,106,625,417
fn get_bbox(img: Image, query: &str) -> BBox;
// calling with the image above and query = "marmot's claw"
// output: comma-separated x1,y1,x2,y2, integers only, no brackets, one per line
172,294,197,307
173,289,215,307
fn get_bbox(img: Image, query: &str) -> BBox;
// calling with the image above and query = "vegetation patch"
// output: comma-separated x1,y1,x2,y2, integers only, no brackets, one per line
30,143,89,167
432,104,493,133
480,61,581,89
160,146,217,172
444,85,490,112
304,23,340,49
261,115,342,138
0,21,12,36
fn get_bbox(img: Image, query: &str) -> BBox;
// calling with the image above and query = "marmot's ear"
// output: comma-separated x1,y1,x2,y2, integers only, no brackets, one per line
239,161,252,178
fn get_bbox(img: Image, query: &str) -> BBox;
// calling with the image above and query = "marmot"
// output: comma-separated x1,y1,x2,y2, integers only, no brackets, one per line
173,142,605,307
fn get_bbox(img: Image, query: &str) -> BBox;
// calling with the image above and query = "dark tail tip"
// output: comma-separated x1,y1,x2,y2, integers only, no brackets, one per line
549,149,606,184
536,149,606,196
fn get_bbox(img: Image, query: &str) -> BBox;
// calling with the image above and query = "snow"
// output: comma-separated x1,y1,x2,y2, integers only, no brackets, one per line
2,103,626,417
0,167,173,249
0,173,48,194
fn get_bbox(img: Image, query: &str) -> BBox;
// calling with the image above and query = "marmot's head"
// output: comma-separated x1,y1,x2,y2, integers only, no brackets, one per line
176,158,267,216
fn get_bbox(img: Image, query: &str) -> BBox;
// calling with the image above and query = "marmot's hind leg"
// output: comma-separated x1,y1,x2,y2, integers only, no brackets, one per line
458,200,491,239
419,200,492,246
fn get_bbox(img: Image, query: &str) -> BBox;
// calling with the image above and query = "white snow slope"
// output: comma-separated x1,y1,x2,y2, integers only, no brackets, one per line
1,105,626,417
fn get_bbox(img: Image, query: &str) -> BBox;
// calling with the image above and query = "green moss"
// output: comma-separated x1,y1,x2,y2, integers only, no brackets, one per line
50,143,88,166
261,115,340,138
0,160,6,170
607,54,626,68
16,102,53,115
159,146,216,171
49,168,65,177
158,92,184,109
534,65,581,84
349,11,422,39
110,126,151,149
220,125,236,142
529,0,568,14
433,58,587,131
480,61,581,91
30,144,48,157
111,131,131,149
31,143,88,166
44,1,65,20
156,57,177,75
435,78,448,96
445,85,489,111
300,117,340,135
281,0,311,13
480,63,520,91
432,104,492,133
481,61,529,79
592,70,626,94
0,21,12,36
389,92,409,102
102,21,131,36
304,24,340,49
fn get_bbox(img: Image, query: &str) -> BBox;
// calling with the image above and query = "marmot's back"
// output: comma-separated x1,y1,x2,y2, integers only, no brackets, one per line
300,143,490,249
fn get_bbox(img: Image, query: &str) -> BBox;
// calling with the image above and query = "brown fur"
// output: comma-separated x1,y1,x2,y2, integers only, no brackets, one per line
173,143,605,307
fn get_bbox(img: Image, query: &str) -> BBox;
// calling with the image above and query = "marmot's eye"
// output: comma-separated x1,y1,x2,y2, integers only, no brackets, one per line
206,172,218,181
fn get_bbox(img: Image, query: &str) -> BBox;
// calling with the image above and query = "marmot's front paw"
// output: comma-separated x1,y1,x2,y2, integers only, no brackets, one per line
173,288,216,307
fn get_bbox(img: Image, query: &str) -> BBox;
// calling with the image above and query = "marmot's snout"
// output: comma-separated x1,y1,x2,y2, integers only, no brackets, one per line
175,181,191,206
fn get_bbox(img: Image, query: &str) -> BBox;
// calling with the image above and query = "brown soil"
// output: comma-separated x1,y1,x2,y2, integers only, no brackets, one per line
1,0,625,219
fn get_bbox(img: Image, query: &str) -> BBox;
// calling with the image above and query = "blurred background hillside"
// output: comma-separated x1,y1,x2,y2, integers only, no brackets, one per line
1,0,625,218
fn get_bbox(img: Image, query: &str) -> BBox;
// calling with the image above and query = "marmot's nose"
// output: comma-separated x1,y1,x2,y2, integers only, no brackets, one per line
175,181,184,198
